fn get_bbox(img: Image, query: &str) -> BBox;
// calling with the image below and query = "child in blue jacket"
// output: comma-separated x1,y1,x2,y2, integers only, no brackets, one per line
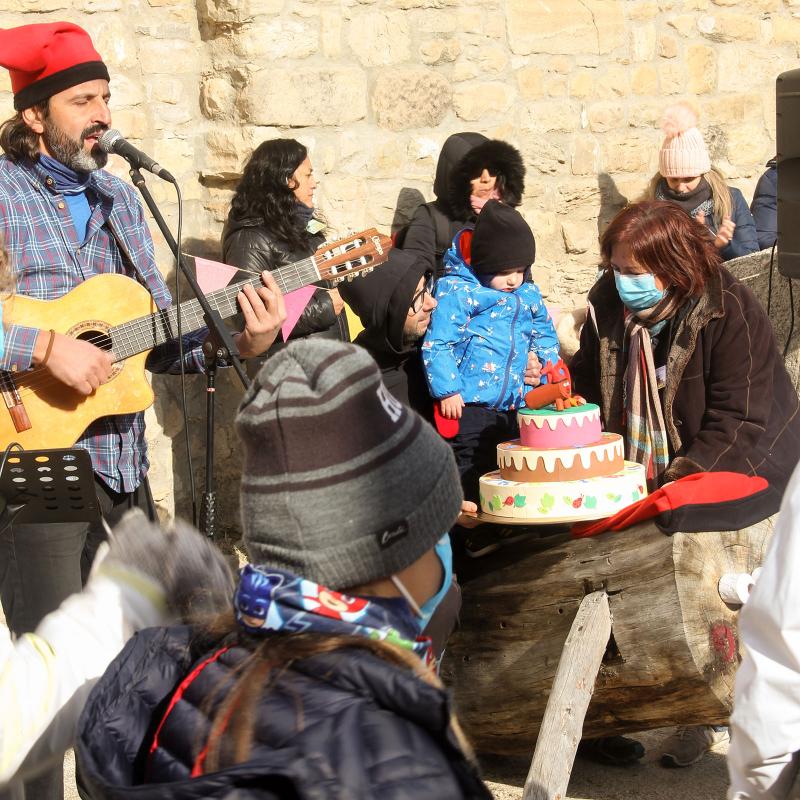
422,200,559,501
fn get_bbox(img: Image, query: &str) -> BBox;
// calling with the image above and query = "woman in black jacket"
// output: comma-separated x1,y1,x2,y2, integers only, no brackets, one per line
222,138,348,356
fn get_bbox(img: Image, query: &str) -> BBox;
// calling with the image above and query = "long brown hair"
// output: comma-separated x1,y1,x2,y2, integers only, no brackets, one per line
195,610,477,774
0,106,46,163
600,200,721,297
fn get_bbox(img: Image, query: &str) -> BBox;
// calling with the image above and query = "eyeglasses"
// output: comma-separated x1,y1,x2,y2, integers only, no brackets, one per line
409,274,437,313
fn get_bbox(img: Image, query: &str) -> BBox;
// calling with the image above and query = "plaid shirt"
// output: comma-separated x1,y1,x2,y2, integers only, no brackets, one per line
0,156,206,493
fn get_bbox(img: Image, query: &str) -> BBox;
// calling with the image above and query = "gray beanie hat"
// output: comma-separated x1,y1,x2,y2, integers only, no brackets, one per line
236,339,463,591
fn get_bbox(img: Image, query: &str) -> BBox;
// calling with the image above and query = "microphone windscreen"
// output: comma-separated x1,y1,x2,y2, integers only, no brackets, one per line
98,128,124,154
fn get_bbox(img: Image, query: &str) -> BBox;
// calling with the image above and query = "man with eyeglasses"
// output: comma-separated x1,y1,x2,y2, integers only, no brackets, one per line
340,249,438,422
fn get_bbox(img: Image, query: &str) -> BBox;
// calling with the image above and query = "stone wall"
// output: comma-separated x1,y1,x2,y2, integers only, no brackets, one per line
1,0,798,531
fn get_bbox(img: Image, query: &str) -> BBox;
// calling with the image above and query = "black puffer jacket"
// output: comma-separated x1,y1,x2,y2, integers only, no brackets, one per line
76,626,491,800
221,213,348,350
401,134,526,276
339,249,433,421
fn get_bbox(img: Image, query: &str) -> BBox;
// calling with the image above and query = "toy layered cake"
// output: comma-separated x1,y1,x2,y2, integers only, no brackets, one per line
479,400,648,524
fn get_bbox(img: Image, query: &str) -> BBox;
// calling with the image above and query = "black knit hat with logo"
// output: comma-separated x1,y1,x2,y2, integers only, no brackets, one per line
471,200,536,274
236,339,463,590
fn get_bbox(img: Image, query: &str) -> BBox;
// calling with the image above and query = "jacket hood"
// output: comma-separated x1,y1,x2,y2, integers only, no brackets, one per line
432,132,488,218
442,229,481,286
339,248,430,355
448,139,526,222
221,210,264,241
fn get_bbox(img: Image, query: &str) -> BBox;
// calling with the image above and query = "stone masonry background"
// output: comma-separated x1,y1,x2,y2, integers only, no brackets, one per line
0,0,796,530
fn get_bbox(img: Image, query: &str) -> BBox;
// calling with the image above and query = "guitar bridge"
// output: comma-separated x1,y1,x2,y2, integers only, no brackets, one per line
1,373,31,433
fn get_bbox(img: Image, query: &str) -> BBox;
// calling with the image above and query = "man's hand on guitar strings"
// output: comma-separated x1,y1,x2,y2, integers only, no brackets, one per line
234,270,287,359
34,331,114,396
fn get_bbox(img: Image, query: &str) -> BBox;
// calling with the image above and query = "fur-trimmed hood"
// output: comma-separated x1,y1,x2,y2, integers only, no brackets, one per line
448,139,525,222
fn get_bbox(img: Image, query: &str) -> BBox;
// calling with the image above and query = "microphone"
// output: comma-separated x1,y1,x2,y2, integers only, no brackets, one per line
98,129,176,183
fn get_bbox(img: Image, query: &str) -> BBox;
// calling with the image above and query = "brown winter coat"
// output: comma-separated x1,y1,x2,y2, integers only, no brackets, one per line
570,267,800,516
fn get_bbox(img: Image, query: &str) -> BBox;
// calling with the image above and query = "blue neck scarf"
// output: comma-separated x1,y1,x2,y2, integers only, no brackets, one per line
234,564,434,665
39,154,93,243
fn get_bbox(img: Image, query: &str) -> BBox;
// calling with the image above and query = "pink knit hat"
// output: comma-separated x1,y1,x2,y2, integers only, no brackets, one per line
658,102,711,178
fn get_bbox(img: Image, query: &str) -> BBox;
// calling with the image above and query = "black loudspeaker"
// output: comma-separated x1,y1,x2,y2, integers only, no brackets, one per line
777,68,800,278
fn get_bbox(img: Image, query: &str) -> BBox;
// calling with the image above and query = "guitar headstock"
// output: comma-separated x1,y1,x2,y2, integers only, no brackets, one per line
313,229,393,284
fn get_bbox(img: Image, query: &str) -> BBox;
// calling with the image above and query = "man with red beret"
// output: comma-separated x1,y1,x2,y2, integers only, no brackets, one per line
0,22,284,799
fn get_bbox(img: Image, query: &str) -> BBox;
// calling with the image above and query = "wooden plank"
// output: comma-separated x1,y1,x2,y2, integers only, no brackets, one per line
523,591,611,800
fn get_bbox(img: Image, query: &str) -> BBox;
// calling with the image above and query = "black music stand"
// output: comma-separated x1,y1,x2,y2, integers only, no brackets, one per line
0,448,100,533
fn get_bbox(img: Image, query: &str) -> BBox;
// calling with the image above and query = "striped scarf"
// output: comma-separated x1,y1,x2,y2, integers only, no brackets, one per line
622,291,683,488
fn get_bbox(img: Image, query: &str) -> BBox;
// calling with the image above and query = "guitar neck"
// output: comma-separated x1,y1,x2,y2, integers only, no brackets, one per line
110,255,321,360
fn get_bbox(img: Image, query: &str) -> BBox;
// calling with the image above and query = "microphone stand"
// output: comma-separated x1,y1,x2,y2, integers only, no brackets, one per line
128,167,249,538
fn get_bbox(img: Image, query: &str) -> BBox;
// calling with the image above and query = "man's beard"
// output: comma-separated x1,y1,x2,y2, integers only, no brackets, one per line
42,118,108,172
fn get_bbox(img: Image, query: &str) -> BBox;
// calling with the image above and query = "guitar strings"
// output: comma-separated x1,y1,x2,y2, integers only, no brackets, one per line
0,245,380,402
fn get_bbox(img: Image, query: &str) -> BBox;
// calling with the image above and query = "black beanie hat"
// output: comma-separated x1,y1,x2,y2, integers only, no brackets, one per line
471,200,536,274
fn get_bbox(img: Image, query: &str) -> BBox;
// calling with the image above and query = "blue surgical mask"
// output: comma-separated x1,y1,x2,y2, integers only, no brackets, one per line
417,535,453,631
390,534,453,633
613,271,664,312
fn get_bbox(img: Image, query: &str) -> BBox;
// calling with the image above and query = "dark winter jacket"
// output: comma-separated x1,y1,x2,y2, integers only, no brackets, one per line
401,134,525,277
221,213,348,350
339,249,434,420
751,161,777,251
571,268,800,518
76,625,491,800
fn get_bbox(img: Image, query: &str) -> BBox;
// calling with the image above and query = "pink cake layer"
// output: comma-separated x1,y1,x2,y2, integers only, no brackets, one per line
517,403,601,450
518,403,602,449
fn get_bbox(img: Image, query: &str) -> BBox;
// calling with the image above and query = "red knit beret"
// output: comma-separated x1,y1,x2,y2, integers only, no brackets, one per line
0,22,110,110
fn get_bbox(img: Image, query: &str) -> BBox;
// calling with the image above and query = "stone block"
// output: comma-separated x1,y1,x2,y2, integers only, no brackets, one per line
724,123,773,167
686,44,716,93
420,38,461,65
147,77,187,106
454,82,515,121
594,66,629,99
346,10,411,66
520,100,581,134
659,61,687,94
772,16,800,45
108,107,148,141
697,13,759,42
200,76,238,120
547,77,568,97
626,2,660,19
90,17,139,70
139,39,200,74
455,8,483,32
80,0,123,11
453,60,480,82
234,17,318,60
508,0,625,56
111,74,145,109
572,136,599,175
718,46,785,92
372,68,450,131
602,132,656,173
630,24,657,61
413,9,457,34
472,44,509,74
700,92,768,125
134,21,197,41
587,102,626,133
631,64,658,94
659,33,679,58
570,71,595,99
202,127,251,180
561,220,595,254
667,14,698,37
523,140,568,175
550,56,572,75
2,0,68,10
517,66,545,99
244,66,367,126
320,8,342,57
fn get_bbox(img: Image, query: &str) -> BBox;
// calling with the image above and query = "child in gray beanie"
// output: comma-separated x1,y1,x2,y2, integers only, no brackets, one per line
75,338,491,800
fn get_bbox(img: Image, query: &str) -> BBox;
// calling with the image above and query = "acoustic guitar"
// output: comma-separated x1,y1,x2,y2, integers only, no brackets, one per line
0,229,391,450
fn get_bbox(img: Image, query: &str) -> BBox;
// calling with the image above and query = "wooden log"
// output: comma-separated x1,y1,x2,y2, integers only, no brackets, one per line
442,516,775,755
523,591,611,800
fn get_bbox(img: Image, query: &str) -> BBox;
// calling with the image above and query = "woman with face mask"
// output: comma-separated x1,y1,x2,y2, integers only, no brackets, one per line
641,102,759,262
570,200,800,769
75,339,491,800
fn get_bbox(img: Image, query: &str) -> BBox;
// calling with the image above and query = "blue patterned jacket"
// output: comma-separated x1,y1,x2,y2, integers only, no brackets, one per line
422,230,559,411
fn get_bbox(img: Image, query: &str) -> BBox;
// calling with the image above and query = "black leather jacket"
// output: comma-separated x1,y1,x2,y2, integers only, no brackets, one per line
221,213,348,351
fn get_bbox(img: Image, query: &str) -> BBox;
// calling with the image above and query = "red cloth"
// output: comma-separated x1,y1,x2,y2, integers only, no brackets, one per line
0,22,108,108
571,471,771,538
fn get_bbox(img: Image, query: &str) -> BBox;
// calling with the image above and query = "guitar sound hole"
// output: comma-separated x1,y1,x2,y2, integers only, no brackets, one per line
76,330,113,352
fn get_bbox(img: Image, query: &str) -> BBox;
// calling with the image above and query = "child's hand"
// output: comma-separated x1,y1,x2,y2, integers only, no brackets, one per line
440,393,465,419
524,352,542,387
